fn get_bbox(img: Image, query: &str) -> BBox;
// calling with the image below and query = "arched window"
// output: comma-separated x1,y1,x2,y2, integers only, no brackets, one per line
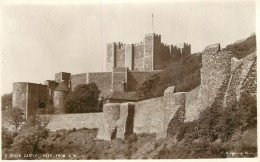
39,102,46,109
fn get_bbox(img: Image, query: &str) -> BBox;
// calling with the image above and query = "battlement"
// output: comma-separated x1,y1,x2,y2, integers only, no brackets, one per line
161,43,169,47
134,42,143,46
144,33,161,38
175,43,190,49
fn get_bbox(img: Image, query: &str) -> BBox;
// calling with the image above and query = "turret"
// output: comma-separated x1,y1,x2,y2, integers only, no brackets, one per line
53,80,70,114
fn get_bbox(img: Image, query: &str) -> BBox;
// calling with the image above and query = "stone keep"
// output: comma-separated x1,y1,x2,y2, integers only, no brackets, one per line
106,33,191,71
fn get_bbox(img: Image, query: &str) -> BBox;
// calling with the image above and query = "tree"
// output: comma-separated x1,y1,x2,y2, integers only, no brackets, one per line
66,83,101,113
2,107,25,132
1,93,12,110
9,114,53,159
135,72,161,100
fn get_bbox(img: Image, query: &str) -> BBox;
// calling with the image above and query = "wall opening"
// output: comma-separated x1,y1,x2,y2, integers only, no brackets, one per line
39,102,46,109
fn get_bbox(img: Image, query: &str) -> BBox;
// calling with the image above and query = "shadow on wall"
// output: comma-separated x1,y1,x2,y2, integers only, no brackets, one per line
125,105,135,136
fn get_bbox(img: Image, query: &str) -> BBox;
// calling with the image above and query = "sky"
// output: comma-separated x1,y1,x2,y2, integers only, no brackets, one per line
0,0,256,94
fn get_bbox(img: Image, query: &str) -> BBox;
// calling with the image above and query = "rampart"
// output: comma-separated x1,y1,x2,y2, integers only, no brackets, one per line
46,86,187,140
46,113,103,131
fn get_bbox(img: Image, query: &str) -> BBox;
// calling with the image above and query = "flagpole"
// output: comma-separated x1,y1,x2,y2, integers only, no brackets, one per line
152,14,153,32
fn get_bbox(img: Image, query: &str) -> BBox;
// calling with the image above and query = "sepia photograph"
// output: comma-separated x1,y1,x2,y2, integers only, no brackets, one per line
0,0,258,160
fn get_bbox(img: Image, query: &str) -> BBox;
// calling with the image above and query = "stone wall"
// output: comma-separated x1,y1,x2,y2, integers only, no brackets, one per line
46,113,103,131
184,86,200,122
55,72,71,86
106,43,115,72
198,44,232,112
12,82,27,117
125,44,134,70
70,73,88,91
153,35,162,70
96,103,120,140
115,48,126,67
88,72,112,97
133,97,164,134
144,34,154,70
112,67,127,91
158,88,187,139
70,72,112,97
27,83,48,118
53,91,67,114
160,44,170,69
116,103,135,140
133,44,144,70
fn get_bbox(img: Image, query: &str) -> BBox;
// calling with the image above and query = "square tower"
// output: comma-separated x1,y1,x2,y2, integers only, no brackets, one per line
143,33,162,70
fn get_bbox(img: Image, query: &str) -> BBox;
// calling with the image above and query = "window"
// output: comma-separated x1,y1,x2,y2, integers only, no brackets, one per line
39,102,46,109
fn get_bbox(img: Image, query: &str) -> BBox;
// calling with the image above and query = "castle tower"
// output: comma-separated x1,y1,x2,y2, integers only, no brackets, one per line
12,82,27,117
125,44,134,70
12,82,48,119
53,80,70,114
143,33,162,70
106,43,116,72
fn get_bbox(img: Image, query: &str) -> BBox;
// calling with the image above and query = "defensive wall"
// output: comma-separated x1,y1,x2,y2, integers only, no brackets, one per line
45,43,247,141
70,69,156,97
45,86,188,140
46,113,103,131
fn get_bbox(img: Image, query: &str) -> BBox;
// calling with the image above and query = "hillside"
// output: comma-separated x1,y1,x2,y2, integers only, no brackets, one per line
224,33,256,59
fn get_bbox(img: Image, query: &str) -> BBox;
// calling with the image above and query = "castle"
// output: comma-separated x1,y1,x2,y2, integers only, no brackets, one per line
11,32,257,141
12,33,191,119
